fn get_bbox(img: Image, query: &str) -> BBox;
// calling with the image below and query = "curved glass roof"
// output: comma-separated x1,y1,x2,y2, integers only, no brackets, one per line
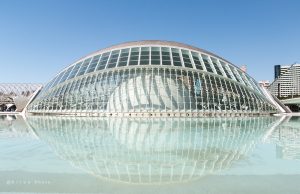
39,41,264,98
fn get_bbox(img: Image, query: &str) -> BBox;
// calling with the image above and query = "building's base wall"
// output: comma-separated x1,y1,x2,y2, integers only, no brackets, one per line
27,111,274,117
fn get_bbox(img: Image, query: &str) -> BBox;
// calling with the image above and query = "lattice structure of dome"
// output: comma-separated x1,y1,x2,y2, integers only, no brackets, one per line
27,41,277,117
0,83,42,112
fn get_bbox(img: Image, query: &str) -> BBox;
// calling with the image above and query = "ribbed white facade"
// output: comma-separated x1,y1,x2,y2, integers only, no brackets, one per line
27,41,277,116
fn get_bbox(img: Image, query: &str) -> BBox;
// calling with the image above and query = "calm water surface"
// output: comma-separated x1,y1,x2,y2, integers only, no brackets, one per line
0,115,299,194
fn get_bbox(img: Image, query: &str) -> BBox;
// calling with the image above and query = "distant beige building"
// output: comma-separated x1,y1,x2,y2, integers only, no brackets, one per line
259,80,270,88
240,65,247,73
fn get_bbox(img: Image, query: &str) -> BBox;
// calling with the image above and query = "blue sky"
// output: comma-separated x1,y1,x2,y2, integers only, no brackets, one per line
0,0,299,84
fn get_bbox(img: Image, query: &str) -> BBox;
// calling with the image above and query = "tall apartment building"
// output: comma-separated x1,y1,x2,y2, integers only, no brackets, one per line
269,63,300,98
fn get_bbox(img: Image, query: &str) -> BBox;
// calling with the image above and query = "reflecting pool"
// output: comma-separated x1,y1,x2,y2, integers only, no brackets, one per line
0,115,300,194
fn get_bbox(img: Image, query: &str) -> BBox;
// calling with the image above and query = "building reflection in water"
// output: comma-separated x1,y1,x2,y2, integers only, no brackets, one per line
269,116,300,161
26,116,278,184
0,115,36,138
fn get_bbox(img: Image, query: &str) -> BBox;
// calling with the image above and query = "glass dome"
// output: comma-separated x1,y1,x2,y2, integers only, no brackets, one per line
28,40,277,116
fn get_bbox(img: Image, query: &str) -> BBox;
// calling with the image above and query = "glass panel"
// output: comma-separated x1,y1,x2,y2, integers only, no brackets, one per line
209,75,220,110
151,47,160,65
58,66,74,84
220,61,232,79
86,54,101,73
51,71,66,88
63,82,71,95
107,50,120,68
235,84,245,110
58,84,67,96
181,49,193,68
43,76,57,92
96,52,110,70
117,48,129,67
225,64,238,82
247,75,260,92
192,72,202,110
84,76,91,87
230,66,244,84
140,47,149,65
226,81,237,110
69,79,78,92
238,70,252,88
129,47,139,66
53,86,62,97
218,77,228,110
204,74,214,110
78,77,86,91
210,57,223,76
249,76,264,95
90,75,96,85
171,48,182,67
161,47,171,65
201,55,214,73
67,61,83,80
76,58,92,77
191,52,203,70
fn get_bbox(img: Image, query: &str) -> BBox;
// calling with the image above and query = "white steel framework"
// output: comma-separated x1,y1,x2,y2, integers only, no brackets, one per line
27,41,277,116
